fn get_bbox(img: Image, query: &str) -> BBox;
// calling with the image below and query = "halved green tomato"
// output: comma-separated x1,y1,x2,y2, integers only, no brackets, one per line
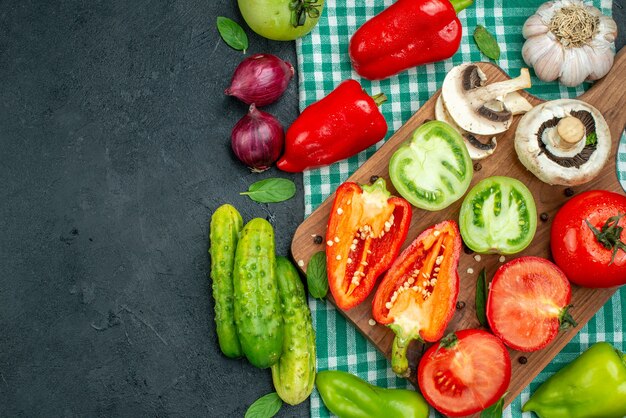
460,176,537,254
389,121,473,211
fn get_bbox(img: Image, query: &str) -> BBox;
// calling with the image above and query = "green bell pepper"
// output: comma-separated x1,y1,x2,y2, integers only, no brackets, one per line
522,342,626,418
316,370,429,418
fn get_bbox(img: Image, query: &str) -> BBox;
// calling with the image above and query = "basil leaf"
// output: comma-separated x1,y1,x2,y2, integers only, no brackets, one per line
475,268,489,328
481,393,506,418
307,251,328,299
244,392,282,418
216,17,248,53
474,25,500,60
240,178,296,203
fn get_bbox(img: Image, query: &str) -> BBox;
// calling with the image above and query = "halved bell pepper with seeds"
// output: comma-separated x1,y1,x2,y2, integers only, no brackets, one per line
372,220,461,377
326,178,412,311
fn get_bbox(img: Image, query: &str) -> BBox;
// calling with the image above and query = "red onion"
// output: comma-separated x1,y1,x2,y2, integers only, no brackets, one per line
231,104,284,172
225,54,294,107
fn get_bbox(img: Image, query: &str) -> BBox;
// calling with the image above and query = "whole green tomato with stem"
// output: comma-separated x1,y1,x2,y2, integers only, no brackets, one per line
238,0,325,41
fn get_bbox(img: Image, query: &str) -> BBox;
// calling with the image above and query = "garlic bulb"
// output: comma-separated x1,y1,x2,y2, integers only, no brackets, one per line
522,0,617,87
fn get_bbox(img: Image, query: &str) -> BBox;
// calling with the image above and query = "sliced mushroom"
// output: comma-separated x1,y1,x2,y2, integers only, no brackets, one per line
514,99,611,186
435,95,497,160
442,64,532,135
502,91,534,115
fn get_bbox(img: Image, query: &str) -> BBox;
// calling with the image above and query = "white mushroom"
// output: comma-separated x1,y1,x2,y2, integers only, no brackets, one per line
435,91,532,160
435,95,497,160
441,64,532,136
514,99,611,186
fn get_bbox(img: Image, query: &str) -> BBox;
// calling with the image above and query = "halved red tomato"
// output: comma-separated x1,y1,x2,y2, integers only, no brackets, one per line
486,256,576,352
418,329,511,417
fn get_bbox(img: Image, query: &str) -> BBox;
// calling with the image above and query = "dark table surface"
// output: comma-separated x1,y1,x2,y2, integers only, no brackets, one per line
1,1,625,417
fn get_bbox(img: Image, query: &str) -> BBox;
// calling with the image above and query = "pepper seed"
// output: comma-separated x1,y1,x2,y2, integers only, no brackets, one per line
540,212,549,222
518,356,528,365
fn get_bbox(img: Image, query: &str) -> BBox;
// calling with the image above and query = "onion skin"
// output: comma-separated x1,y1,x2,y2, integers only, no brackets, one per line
225,54,294,107
231,104,284,172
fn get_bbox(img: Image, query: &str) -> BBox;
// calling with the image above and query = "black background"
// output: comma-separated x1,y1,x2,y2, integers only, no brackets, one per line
1,1,624,417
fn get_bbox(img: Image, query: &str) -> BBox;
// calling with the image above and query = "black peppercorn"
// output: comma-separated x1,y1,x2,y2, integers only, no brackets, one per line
456,301,466,310
313,235,323,245
370,175,379,183
463,243,474,255
473,162,482,172
564,187,575,197
540,212,549,222
518,356,528,364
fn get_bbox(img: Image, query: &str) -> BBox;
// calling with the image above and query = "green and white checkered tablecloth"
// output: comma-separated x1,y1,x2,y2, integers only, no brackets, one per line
296,0,626,417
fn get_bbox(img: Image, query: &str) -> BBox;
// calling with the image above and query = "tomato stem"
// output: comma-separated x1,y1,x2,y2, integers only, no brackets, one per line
289,0,322,28
585,213,626,265
438,333,459,350
558,305,577,331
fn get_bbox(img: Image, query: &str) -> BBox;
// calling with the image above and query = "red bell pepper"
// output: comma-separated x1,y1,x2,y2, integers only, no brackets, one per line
372,220,461,377
276,79,387,172
349,0,473,80
325,178,411,311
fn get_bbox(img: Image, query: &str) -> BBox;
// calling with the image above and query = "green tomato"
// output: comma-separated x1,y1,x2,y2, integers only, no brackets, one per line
238,0,325,41
389,121,473,211
459,176,537,254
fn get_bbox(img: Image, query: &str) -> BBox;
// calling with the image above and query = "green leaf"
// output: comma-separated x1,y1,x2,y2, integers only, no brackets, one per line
475,268,489,328
216,17,248,53
240,178,296,203
474,25,500,60
481,393,506,418
585,132,598,146
244,392,282,418
307,251,328,299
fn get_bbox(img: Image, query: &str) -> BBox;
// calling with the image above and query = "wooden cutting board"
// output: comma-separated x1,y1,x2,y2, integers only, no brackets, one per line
292,49,626,416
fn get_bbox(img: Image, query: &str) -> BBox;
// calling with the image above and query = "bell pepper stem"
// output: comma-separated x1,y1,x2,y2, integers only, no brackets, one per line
391,335,414,377
618,348,626,368
370,92,388,107
449,0,473,13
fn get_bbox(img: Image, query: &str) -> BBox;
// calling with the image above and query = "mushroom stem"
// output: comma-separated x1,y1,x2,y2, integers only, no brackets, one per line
548,116,586,150
468,68,532,103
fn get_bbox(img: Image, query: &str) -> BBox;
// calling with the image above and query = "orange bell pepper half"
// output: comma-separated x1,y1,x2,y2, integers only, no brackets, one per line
372,220,461,376
325,178,412,311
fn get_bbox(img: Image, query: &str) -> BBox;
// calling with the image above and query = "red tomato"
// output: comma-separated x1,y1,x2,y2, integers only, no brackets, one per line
418,329,511,417
551,190,626,288
486,257,574,352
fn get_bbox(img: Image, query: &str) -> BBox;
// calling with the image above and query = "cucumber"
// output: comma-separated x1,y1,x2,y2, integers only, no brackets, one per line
209,204,244,358
233,218,283,368
271,257,316,405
